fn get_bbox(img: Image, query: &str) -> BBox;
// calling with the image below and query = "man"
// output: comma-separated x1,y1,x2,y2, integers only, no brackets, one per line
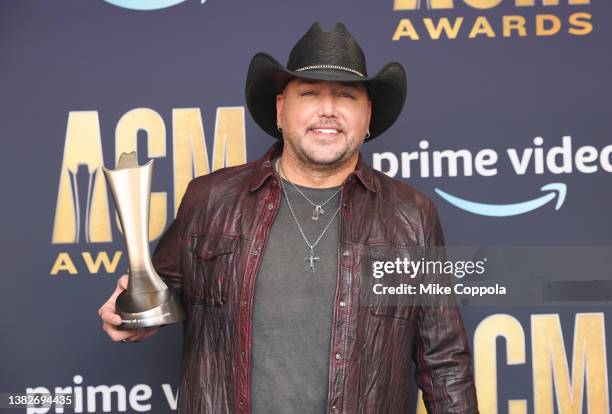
99,22,479,413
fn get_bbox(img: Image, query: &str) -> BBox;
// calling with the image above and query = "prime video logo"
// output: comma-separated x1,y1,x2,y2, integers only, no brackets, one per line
103,0,206,11
374,135,612,217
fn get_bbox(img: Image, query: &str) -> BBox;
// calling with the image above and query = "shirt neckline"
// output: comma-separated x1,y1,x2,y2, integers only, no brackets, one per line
273,157,344,192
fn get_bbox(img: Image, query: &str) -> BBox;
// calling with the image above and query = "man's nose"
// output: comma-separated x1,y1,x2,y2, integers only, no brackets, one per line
317,91,337,117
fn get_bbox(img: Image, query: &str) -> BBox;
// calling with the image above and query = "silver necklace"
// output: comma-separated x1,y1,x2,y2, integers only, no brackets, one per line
280,161,342,221
276,159,342,272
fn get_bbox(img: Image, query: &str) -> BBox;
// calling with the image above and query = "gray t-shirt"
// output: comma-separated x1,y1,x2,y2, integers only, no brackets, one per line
251,158,341,413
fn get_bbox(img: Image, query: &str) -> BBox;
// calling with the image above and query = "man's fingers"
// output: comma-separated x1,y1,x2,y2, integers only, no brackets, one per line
102,322,131,342
99,275,157,343
103,323,138,342
128,327,159,342
109,275,129,303
99,306,122,326
102,323,159,342
117,274,129,290
139,327,160,340
127,332,147,343
98,274,129,318
101,274,129,314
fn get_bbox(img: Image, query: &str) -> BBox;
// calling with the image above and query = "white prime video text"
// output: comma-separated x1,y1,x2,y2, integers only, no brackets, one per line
373,136,612,178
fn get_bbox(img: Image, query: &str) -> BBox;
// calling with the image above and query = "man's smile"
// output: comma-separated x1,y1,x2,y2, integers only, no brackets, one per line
307,126,343,138
313,128,339,134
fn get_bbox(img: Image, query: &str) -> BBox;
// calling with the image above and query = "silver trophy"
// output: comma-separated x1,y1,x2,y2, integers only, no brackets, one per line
103,152,185,329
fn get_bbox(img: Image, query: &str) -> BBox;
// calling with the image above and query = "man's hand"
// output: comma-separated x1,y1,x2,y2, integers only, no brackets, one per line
98,274,160,343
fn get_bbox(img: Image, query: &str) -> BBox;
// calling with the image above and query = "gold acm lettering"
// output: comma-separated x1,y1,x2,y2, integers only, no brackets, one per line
469,16,496,38
532,313,609,413
393,13,591,41
395,0,591,9
412,312,607,412
535,14,562,36
568,12,592,35
474,314,527,414
392,19,420,40
53,107,247,250
423,17,464,39
211,107,246,171
464,0,503,9
392,0,592,41
516,0,590,5
172,107,246,215
50,252,78,275
415,389,427,413
115,108,167,241
172,108,210,216
394,0,453,11
82,251,123,274
503,15,528,37
52,111,112,244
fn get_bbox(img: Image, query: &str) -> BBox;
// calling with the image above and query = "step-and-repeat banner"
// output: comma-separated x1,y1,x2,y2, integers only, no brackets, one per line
1,1,610,413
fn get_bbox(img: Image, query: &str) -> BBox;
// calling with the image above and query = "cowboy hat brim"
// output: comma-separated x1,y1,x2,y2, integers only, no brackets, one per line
245,52,406,142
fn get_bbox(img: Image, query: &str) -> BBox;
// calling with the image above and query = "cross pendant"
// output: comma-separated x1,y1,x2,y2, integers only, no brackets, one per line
311,205,324,221
305,249,320,272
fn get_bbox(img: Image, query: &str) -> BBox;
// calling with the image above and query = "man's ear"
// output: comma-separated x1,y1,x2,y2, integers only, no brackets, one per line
276,94,284,129
367,99,372,129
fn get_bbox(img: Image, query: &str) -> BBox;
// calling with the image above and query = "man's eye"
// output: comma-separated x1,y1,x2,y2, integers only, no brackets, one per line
301,90,316,96
339,92,355,99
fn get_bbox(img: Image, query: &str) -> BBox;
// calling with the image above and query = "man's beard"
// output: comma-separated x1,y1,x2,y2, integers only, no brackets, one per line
285,132,359,170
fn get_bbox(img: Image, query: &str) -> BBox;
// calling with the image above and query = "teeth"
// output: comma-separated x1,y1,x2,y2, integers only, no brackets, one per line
313,128,339,134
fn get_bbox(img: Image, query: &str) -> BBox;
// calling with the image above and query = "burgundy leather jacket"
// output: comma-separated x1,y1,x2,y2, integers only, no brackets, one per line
152,140,479,414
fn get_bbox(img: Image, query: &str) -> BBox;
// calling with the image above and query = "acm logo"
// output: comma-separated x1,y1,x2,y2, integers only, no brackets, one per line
393,0,590,9
465,312,608,414
50,107,246,276
391,0,593,41
411,312,609,413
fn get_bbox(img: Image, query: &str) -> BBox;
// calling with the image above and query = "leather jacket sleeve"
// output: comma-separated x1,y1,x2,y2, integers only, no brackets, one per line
412,200,480,414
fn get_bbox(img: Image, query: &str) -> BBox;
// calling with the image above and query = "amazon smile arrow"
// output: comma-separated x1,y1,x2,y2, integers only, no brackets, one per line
434,183,567,217
103,0,206,11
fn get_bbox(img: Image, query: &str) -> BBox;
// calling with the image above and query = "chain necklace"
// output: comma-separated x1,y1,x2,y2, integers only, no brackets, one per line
276,158,342,272
281,161,342,221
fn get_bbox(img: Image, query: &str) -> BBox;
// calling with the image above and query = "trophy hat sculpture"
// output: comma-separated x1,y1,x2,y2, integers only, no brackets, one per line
103,152,185,329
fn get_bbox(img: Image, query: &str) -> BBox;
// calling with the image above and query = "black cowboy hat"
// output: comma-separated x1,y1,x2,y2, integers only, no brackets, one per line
245,22,407,142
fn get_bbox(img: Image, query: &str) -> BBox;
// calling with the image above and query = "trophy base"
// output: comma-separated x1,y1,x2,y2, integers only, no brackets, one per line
116,286,185,330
